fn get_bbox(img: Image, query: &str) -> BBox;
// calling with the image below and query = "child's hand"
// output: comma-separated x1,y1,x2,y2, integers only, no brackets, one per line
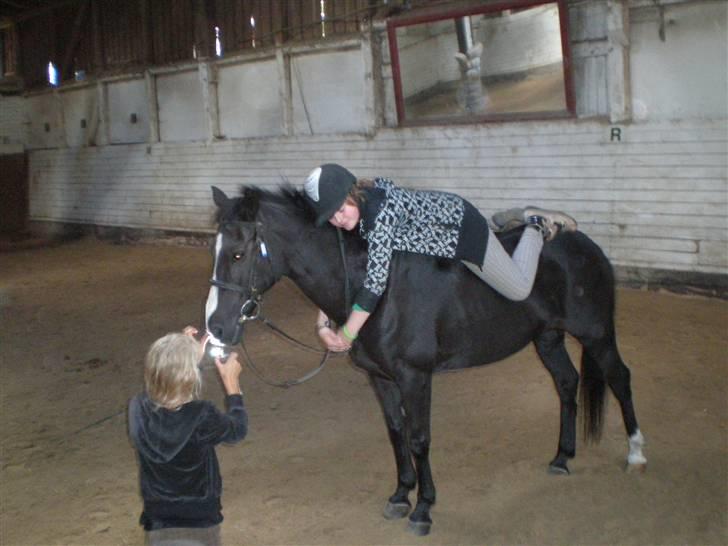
216,352,242,395
182,326,208,359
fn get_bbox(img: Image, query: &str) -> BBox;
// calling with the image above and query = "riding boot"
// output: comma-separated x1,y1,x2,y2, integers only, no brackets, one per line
492,207,578,241
491,207,525,231
524,207,578,242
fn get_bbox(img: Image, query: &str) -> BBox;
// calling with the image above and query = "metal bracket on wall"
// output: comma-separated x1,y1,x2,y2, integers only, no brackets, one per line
652,0,667,41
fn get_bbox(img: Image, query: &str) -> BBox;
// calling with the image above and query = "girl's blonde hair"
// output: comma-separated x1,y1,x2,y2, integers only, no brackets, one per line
144,333,202,410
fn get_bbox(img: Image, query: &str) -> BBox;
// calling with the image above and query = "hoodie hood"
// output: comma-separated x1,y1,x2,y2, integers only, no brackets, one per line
128,393,207,464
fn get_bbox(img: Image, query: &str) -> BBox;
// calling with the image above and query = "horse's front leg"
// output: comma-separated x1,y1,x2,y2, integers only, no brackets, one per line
396,368,435,536
368,373,416,520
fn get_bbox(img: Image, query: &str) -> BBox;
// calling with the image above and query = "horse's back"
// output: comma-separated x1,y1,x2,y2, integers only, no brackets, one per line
532,230,616,339
357,229,615,373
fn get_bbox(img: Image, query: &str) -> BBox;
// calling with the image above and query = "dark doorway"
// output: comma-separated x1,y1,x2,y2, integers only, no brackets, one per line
0,153,29,236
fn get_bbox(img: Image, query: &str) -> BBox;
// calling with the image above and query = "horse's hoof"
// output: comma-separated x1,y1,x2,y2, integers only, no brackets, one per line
625,462,647,474
383,501,411,520
407,519,432,536
548,463,570,475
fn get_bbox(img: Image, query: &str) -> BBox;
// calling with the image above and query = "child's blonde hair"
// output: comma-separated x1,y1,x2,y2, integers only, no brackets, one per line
144,333,202,409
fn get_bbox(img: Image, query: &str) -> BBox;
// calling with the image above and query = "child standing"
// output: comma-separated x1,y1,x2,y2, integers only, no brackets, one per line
128,327,247,546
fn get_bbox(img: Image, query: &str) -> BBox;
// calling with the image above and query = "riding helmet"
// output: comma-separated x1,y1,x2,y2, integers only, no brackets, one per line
303,163,357,226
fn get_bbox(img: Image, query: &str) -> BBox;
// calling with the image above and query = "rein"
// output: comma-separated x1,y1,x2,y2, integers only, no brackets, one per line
209,221,352,389
237,312,332,389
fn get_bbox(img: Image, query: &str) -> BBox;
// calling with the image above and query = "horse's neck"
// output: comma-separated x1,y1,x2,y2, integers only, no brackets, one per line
267,212,352,323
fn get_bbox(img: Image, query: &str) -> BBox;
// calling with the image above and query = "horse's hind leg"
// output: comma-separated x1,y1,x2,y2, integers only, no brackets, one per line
368,374,416,519
534,329,579,475
581,335,647,471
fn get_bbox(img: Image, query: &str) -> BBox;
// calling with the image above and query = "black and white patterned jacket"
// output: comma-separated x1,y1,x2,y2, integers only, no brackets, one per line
354,178,490,312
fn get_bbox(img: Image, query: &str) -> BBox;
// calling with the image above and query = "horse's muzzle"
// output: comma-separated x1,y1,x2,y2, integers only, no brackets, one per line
206,317,245,347
205,326,242,355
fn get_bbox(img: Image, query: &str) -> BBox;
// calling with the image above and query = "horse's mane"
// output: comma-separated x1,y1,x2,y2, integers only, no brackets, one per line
216,184,314,224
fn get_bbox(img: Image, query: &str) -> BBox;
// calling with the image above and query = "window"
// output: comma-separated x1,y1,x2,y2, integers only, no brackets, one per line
0,23,18,79
386,0,575,125
47,62,59,87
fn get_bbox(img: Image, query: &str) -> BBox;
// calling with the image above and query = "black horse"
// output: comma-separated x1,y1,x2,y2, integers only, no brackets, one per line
205,185,647,536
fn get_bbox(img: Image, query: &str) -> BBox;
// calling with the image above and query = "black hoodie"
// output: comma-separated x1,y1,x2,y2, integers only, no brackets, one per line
128,392,248,530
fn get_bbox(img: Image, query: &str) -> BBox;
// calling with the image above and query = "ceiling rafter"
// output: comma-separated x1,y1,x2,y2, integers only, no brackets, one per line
0,0,84,22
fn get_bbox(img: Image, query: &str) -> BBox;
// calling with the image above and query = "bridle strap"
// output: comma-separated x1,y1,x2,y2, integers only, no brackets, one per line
210,221,266,319
209,278,249,294
337,228,352,311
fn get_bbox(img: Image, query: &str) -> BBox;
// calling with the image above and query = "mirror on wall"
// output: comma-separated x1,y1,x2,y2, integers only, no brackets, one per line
387,0,574,125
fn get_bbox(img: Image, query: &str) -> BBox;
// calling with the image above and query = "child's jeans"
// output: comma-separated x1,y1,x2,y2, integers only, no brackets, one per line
146,525,221,546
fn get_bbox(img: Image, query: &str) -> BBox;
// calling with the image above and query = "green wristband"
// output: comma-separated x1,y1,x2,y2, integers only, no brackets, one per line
342,325,358,341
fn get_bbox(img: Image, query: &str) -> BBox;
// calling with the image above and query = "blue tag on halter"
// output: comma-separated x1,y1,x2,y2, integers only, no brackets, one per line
260,242,268,259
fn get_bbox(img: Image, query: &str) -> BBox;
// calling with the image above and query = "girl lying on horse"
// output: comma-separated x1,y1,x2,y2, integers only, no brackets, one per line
302,163,577,352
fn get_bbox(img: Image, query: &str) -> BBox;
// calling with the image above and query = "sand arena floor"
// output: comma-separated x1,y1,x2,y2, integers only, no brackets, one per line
1,238,726,545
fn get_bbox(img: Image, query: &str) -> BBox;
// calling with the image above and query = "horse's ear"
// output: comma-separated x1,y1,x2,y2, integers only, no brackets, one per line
211,186,229,209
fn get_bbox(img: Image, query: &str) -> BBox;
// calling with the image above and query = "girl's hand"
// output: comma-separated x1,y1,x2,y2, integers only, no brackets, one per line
183,326,198,337
317,326,351,352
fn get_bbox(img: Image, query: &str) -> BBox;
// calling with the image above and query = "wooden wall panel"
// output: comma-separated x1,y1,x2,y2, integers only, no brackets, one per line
26,119,728,276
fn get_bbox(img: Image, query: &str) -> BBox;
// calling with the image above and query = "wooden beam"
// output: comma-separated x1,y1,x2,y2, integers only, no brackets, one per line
193,0,211,59
60,0,89,81
0,0,28,11
91,0,104,72
198,61,221,140
606,0,631,122
271,0,284,45
8,0,84,23
276,37,293,136
144,69,159,143
139,0,153,64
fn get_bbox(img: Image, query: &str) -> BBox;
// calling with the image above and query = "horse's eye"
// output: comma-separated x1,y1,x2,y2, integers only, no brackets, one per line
233,253,243,261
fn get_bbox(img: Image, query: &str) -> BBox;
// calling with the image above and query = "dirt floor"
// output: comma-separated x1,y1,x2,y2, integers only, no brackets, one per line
1,238,726,546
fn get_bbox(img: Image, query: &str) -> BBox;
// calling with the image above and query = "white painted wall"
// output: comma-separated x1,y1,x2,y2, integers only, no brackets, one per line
26,119,727,275
0,95,26,153
396,20,460,99
156,70,208,142
290,48,369,134
3,0,727,283
630,1,728,121
218,58,283,138
60,87,97,147
108,79,150,144
476,4,564,77
24,93,65,149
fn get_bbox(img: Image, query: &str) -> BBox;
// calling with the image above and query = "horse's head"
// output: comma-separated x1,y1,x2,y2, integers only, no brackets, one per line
205,186,282,346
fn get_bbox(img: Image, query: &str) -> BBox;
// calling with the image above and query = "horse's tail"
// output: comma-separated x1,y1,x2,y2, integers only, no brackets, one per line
580,349,607,443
